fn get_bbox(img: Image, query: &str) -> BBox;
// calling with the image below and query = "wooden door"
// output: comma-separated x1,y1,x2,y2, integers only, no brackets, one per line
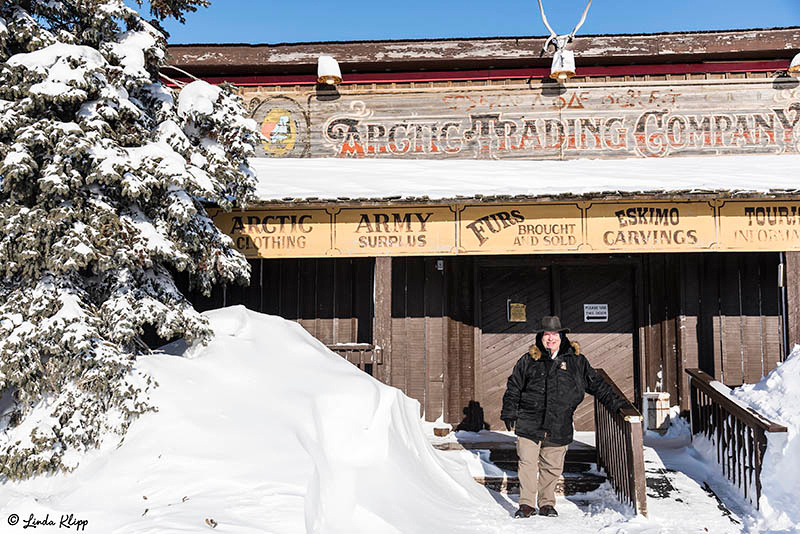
478,266,552,431
559,264,636,431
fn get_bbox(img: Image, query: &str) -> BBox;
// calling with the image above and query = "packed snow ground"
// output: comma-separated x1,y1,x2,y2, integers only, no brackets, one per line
0,307,796,533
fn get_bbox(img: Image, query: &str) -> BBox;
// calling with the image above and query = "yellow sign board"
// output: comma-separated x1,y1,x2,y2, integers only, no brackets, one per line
214,209,331,258
333,206,457,256
212,199,800,258
718,200,800,251
460,204,582,253
585,201,716,252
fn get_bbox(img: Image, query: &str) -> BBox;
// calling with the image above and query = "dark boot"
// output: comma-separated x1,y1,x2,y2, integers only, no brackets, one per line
514,504,537,518
538,505,558,517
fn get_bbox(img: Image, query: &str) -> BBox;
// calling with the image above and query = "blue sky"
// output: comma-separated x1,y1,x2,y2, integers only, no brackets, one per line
135,0,800,44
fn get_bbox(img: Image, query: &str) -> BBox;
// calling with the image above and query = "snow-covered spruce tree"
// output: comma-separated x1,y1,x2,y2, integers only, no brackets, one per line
0,0,258,479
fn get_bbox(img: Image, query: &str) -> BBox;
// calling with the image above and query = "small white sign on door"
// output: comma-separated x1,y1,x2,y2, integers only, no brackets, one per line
584,304,608,322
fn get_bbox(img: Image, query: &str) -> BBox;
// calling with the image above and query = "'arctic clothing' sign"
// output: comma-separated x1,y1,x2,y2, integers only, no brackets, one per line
246,81,800,160
214,199,800,258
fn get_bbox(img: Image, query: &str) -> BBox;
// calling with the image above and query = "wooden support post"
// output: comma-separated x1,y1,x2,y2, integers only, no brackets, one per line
374,257,393,385
626,417,648,517
785,251,800,353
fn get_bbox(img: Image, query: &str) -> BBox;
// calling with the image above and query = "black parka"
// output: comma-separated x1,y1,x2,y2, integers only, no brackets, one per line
501,334,628,445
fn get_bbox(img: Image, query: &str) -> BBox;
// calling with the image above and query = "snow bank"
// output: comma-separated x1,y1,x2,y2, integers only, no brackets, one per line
732,345,800,532
0,306,488,533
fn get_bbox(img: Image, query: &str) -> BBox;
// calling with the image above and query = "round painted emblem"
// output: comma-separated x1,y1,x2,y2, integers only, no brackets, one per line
261,108,297,155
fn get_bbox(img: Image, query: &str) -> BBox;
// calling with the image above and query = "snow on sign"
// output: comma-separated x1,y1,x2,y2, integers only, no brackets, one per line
584,304,609,322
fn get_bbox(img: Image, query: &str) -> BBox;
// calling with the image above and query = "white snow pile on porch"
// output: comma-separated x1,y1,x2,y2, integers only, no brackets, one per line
732,344,800,532
250,154,800,202
0,307,775,533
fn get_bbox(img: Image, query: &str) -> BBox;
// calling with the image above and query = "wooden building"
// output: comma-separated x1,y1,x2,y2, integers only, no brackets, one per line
168,28,800,431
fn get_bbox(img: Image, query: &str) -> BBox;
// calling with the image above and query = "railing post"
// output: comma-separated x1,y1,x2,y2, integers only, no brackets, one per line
754,427,766,506
625,414,648,517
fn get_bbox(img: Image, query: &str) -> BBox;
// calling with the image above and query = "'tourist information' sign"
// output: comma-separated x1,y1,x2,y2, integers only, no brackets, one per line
214,199,800,258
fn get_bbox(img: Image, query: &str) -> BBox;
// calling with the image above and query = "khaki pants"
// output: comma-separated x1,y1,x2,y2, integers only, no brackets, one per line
516,436,569,508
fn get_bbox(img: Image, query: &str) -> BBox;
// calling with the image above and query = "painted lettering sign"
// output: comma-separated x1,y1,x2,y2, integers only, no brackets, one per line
332,206,457,255
460,204,582,253
213,199,800,258
586,202,716,252
718,200,800,250
243,82,800,160
213,209,331,258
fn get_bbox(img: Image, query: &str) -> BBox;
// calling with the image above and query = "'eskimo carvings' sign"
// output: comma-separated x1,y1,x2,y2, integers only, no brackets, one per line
212,199,800,258
247,81,800,159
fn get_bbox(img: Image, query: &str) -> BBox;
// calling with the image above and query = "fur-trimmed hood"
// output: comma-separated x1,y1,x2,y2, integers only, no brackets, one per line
528,341,581,360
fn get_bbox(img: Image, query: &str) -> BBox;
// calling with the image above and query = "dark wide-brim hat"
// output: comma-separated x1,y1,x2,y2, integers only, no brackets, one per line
535,315,570,334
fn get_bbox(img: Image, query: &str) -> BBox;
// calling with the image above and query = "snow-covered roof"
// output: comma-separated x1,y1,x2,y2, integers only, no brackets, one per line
250,154,800,204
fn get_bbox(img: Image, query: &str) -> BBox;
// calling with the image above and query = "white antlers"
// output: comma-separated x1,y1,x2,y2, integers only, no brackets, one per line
537,0,593,53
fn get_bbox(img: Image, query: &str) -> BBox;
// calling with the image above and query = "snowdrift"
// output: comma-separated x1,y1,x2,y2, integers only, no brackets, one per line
733,345,800,532
0,306,491,533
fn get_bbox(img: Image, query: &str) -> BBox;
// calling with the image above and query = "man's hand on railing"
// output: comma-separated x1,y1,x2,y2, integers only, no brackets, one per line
502,418,516,431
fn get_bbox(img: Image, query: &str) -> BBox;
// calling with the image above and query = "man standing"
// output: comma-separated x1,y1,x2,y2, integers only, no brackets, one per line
501,316,629,518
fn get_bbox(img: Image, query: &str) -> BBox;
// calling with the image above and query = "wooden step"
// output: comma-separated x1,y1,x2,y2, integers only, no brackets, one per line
474,472,607,495
492,460,593,473
487,446,596,465
433,441,598,464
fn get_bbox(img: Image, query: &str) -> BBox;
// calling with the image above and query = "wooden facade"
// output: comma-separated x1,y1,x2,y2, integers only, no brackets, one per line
174,28,799,427
192,250,786,428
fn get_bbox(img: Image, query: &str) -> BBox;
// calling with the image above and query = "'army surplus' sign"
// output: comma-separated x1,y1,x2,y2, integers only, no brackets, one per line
213,199,800,259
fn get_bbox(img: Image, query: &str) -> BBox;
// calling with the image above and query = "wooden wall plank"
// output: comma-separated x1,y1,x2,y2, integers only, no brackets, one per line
720,254,744,386
786,252,800,355
354,258,374,344
701,254,724,380
760,254,783,374
663,254,680,402
391,258,407,392
405,258,427,417
451,257,476,423
334,259,354,343
678,255,701,411
297,259,317,337
644,256,664,392
741,255,765,383
279,259,299,320
424,258,445,421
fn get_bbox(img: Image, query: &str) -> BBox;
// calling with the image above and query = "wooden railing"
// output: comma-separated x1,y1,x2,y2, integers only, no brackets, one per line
327,343,381,375
686,368,787,508
594,369,648,517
